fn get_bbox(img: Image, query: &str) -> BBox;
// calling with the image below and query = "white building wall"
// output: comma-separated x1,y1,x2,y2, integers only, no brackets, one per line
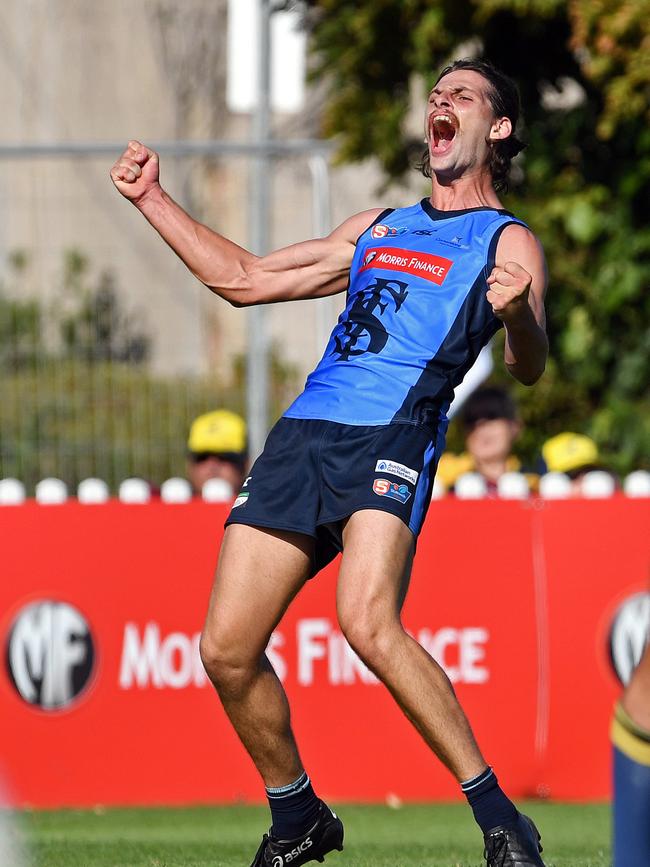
0,0,424,385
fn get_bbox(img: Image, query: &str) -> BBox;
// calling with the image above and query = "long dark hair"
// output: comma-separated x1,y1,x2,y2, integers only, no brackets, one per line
419,58,526,193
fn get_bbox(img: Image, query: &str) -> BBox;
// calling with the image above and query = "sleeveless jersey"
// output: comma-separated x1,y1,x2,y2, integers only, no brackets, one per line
284,198,525,429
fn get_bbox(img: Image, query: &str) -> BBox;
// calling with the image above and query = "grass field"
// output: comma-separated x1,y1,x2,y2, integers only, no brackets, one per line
12,802,610,867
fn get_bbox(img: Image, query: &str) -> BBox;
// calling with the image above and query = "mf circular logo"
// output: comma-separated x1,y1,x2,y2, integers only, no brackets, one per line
5,600,96,711
609,591,650,685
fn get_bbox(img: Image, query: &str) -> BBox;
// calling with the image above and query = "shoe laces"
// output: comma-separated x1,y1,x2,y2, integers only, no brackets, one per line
484,829,509,867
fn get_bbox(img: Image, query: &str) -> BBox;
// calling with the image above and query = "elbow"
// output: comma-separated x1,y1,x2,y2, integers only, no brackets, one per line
509,362,546,386
202,259,261,308
519,371,543,387
203,283,259,308
226,296,248,309
506,340,548,386
226,291,262,308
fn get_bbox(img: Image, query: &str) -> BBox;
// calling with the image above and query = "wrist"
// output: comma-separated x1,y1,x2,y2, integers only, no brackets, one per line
501,302,536,332
133,183,164,213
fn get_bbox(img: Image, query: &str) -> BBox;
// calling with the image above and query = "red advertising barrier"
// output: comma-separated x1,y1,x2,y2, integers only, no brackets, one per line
0,497,647,807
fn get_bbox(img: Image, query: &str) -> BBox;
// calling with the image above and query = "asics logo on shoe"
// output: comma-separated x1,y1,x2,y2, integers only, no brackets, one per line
272,837,314,866
285,838,313,863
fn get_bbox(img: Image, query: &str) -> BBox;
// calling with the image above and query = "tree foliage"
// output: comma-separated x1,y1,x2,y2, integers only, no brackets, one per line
296,0,649,472
57,250,150,364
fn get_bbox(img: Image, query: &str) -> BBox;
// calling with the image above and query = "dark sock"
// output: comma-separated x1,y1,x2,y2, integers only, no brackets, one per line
266,772,321,840
461,767,518,834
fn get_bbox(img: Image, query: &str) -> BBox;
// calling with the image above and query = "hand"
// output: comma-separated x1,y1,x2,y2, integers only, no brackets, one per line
110,141,160,205
486,261,532,322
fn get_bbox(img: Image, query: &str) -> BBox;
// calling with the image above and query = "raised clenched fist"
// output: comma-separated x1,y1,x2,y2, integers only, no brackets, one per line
110,141,160,204
486,261,532,322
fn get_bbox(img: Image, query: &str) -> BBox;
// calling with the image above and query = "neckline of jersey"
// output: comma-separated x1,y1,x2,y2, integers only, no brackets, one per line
420,198,514,221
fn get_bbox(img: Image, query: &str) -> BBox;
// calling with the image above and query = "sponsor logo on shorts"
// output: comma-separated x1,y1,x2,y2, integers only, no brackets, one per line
232,492,249,508
373,478,411,504
375,459,418,486
359,246,453,284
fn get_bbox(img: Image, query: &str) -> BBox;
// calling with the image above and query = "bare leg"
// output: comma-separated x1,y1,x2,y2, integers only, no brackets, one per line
337,509,487,782
200,524,313,787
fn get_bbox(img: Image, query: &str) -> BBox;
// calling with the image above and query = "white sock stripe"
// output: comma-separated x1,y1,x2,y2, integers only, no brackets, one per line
460,767,494,792
266,772,310,798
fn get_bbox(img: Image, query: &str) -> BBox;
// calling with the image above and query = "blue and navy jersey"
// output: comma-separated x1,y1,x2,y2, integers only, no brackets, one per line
284,198,526,428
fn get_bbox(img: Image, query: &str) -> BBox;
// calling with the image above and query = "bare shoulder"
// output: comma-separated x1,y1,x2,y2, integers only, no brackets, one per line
496,223,546,274
329,208,388,243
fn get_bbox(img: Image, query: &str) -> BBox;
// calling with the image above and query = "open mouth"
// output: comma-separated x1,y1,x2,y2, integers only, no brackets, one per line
429,113,457,156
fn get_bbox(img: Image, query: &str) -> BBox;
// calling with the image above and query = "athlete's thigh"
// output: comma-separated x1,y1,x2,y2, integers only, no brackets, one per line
203,523,314,660
337,509,414,625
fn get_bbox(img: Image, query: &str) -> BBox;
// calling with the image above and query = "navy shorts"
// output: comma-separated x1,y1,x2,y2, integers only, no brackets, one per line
225,417,442,575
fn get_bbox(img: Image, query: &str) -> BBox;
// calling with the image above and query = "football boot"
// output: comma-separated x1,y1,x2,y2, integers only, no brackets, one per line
249,800,344,867
483,812,546,866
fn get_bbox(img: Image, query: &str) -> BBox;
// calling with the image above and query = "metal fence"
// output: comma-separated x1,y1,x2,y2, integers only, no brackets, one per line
0,144,332,491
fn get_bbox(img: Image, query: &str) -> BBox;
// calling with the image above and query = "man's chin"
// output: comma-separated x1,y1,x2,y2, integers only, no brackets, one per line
430,161,461,185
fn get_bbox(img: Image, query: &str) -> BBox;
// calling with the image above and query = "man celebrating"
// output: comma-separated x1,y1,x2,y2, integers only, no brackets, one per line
111,59,548,867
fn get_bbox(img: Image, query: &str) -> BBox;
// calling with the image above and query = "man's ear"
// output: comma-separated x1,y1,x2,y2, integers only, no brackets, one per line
489,116,512,142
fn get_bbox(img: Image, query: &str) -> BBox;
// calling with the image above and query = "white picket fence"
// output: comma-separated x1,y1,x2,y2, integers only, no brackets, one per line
1,470,649,505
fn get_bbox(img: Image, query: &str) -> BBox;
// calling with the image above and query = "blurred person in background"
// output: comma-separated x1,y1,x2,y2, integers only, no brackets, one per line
437,386,538,494
112,58,548,867
187,409,248,496
541,431,615,494
612,641,650,866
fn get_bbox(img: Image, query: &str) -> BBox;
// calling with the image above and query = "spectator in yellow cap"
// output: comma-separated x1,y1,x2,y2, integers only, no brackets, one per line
542,432,598,475
187,410,248,496
541,431,612,495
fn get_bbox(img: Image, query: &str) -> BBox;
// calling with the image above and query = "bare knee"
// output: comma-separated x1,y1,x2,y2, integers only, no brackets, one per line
199,628,257,699
338,599,401,671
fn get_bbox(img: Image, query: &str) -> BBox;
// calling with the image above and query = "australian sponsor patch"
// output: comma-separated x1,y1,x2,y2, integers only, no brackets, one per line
232,492,249,508
373,478,411,504
371,224,408,239
359,246,453,285
375,459,418,486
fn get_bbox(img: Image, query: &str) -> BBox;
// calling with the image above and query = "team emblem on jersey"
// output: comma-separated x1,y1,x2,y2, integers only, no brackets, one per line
332,277,408,361
373,478,411,504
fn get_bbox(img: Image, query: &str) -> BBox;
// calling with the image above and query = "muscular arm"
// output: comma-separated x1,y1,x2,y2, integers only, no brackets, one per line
110,141,383,307
488,223,548,385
